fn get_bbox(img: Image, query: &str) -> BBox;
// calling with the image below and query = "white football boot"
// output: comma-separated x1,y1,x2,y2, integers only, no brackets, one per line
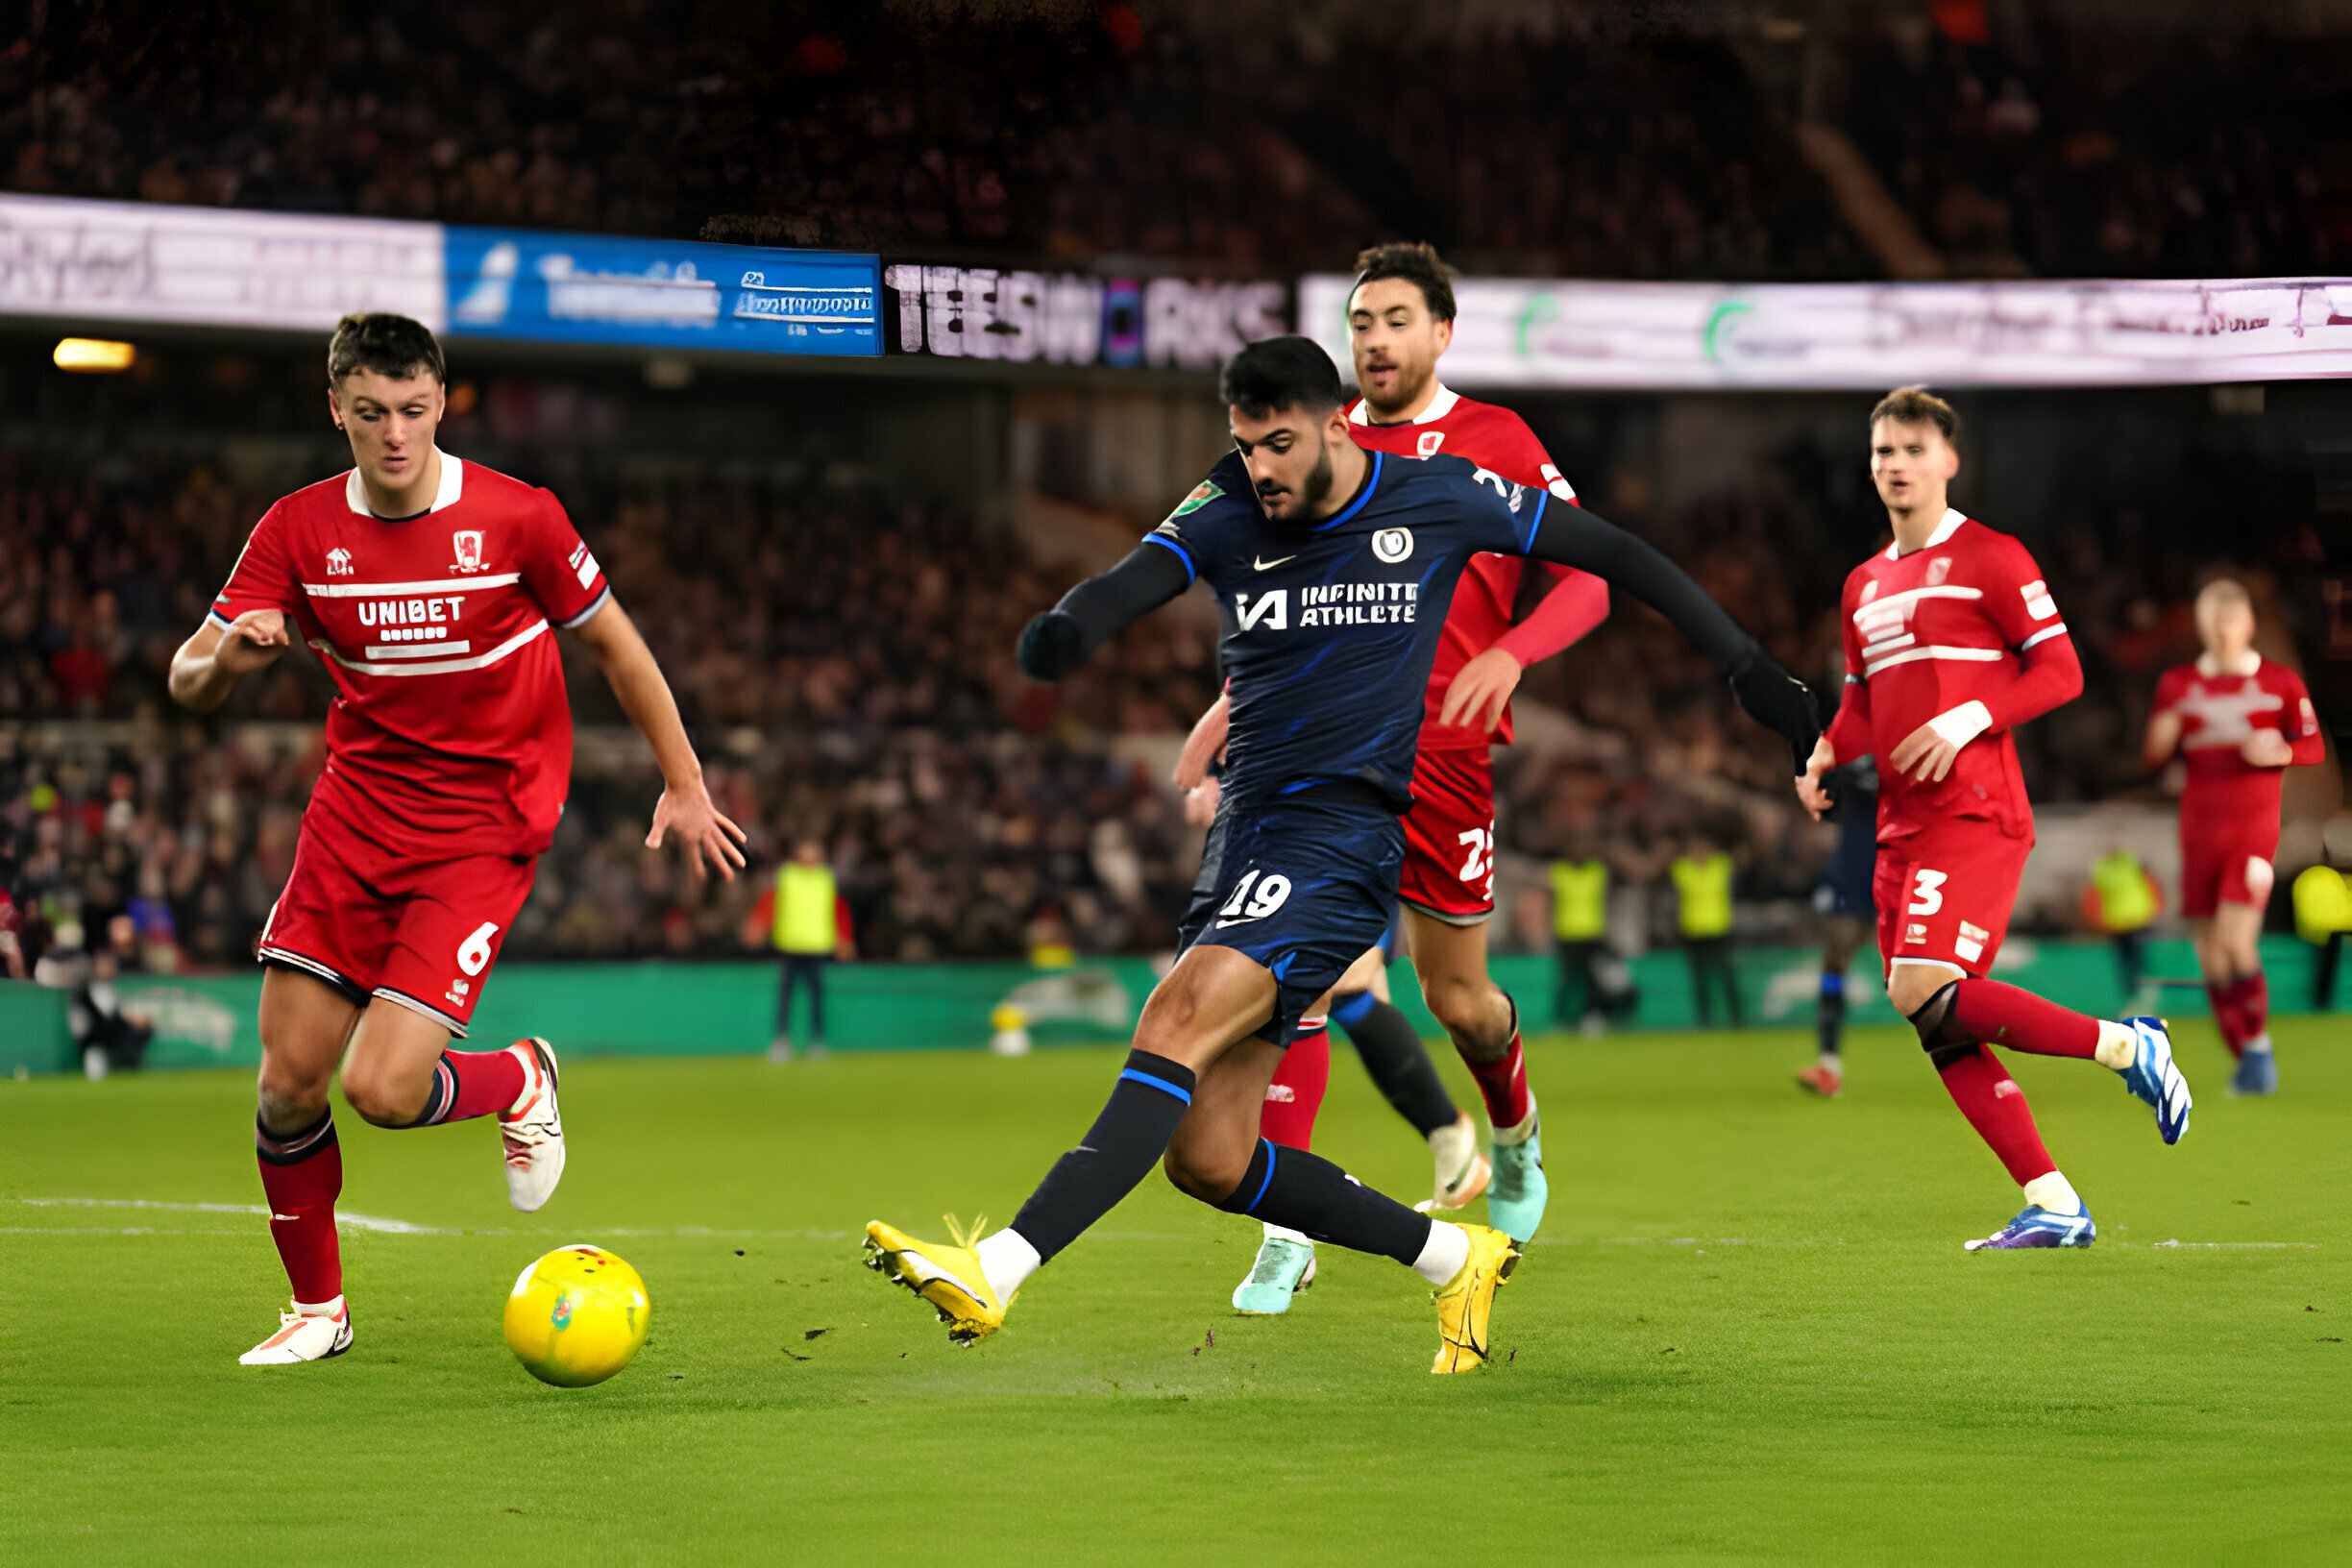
498,1037,566,1212
239,1297,352,1364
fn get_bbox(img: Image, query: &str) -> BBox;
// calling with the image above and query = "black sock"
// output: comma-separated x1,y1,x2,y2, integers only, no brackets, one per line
1214,1137,1433,1265
1817,973,1847,1058
1333,992,1457,1137
1010,1049,1196,1263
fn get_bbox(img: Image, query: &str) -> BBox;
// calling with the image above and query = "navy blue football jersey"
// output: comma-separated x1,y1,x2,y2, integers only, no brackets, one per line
1147,448,1547,811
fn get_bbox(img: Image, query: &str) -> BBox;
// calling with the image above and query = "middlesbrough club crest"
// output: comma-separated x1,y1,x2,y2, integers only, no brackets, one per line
452,529,485,573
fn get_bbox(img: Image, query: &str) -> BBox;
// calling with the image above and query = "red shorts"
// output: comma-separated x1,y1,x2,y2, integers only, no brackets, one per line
258,811,536,1037
1873,819,2033,982
2179,816,2278,919
1398,745,1495,923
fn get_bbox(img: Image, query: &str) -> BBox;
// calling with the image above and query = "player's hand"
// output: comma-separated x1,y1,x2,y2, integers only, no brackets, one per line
1184,777,1220,825
1727,653,1821,775
1017,611,1087,682
1439,647,1523,733
1173,692,1231,789
1796,735,1838,821
2241,729,2295,768
1890,720,1964,784
646,777,748,880
214,609,291,674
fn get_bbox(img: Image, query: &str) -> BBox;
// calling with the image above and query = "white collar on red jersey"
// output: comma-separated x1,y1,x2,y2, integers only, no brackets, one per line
2194,649,2262,679
1349,382,1460,427
344,449,464,519
1883,506,1969,560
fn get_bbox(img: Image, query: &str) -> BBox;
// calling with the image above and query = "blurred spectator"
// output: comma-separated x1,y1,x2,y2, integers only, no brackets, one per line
2085,845,2163,1002
1546,843,1612,1034
1671,835,1742,1028
747,837,854,1062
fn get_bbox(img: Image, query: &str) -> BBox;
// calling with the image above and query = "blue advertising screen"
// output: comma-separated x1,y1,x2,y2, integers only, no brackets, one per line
443,228,878,355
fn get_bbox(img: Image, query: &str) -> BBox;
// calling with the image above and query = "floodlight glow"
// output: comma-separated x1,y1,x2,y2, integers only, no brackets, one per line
54,338,136,372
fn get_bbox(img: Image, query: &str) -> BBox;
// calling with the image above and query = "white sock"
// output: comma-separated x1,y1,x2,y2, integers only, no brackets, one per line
2093,1019,2137,1070
2245,1033,2273,1056
1818,1053,1842,1072
1262,1222,1311,1246
1410,1220,1471,1286
2021,1171,2084,1217
1492,1093,1540,1147
292,1294,345,1317
973,1229,1041,1301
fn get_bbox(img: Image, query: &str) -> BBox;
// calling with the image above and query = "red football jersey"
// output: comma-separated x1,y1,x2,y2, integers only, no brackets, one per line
211,453,611,859
1345,385,1594,749
2153,655,2324,823
1826,510,2072,842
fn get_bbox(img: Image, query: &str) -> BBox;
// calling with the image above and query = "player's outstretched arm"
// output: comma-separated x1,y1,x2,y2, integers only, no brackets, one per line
168,610,291,714
2143,708,2185,772
570,598,747,880
1017,543,1194,682
1527,504,1818,771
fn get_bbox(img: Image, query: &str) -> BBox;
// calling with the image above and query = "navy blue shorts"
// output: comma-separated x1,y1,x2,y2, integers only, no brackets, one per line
1179,782,1406,1045
1815,799,1879,919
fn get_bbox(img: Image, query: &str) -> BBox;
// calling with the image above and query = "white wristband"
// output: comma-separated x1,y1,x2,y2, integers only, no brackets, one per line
1926,699,1993,749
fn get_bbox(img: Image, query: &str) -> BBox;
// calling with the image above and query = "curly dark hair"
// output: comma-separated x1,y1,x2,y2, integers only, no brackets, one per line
1348,241,1457,323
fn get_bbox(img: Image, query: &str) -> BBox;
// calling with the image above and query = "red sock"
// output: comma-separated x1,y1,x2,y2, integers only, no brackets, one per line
1948,979,2100,1059
415,1045,527,1126
2237,972,2270,1042
1935,1044,2057,1186
257,1112,343,1304
1260,1026,1331,1150
1462,1032,1532,1131
2206,981,2246,1058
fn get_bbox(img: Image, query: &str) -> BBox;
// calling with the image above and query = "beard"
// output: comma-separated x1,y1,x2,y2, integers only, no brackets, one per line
1300,441,1335,508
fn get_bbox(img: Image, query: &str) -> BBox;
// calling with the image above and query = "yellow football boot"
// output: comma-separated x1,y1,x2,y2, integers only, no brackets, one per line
863,1215,1012,1345
1430,1223,1519,1374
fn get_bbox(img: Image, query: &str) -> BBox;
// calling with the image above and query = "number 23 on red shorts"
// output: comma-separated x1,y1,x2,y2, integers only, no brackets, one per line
1872,821,2033,981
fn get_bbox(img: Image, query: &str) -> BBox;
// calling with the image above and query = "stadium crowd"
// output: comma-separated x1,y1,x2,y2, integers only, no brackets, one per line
1,410,2291,974
7,3,2335,281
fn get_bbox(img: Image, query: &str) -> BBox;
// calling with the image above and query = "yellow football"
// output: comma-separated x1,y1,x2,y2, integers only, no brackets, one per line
502,1244,650,1387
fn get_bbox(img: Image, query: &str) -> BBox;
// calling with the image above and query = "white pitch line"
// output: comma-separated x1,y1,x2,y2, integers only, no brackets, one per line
5,1197,453,1234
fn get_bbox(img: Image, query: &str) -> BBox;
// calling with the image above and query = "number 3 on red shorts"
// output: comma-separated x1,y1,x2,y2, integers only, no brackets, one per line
456,920,502,978
1906,870,1946,918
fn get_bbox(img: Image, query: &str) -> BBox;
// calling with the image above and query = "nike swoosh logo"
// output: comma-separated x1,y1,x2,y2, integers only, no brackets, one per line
1252,554,1296,571
1213,916,1260,929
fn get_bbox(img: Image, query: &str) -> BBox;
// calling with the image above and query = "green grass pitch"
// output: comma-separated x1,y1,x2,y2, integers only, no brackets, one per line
6,1017,2349,1566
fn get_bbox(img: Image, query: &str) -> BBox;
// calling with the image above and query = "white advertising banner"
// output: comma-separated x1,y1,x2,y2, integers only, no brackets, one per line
1299,273,2352,390
0,194,446,333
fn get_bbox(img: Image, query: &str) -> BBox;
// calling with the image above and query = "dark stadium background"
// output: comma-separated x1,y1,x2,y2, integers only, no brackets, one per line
2,0,2345,977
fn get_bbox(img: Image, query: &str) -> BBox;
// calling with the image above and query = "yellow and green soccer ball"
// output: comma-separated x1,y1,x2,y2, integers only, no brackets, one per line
503,1244,650,1387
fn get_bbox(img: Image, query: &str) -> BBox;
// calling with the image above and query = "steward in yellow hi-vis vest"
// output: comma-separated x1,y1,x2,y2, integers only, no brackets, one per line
1671,844,1741,1027
1548,855,1618,1030
750,841,852,1059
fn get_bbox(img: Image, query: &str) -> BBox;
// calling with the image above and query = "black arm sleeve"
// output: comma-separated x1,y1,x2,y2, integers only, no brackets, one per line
1527,503,1756,674
1017,543,1195,680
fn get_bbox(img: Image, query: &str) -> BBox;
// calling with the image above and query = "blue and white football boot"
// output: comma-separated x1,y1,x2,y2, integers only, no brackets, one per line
2116,1016,2192,1143
1964,1205,2097,1251
1231,1231,1316,1314
2230,1045,2278,1097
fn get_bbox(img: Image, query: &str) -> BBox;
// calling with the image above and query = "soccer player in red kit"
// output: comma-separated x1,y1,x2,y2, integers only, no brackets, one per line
2145,577,2325,1094
1179,244,1610,1310
169,315,745,1363
1799,387,2192,1251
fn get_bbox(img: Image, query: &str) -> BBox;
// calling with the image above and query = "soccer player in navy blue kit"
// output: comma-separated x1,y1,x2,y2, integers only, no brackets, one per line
865,338,1818,1372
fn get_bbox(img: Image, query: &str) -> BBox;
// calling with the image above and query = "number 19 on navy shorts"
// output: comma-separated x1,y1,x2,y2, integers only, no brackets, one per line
1178,782,1405,1044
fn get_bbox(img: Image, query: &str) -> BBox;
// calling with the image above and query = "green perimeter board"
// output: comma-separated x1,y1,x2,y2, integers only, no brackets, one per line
0,935,2337,1074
